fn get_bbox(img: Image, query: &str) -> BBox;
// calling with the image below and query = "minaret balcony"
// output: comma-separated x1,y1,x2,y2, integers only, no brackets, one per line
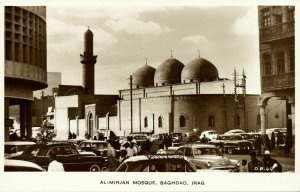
80,54,97,64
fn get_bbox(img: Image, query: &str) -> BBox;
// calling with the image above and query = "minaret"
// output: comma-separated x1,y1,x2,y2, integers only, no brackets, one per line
80,27,97,95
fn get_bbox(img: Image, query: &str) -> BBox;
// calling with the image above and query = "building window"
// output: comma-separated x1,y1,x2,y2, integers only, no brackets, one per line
276,51,285,74
289,49,295,72
158,116,162,128
288,7,295,21
262,8,271,27
208,115,215,126
263,53,272,75
179,116,186,127
235,115,240,126
257,115,261,125
274,15,282,24
144,117,148,128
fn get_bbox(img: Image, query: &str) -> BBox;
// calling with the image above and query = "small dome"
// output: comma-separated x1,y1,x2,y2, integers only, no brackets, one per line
181,58,219,83
154,58,184,86
132,65,156,88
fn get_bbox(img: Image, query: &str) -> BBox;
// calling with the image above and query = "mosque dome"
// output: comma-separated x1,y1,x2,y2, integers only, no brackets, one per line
154,58,184,86
181,58,219,83
132,65,156,88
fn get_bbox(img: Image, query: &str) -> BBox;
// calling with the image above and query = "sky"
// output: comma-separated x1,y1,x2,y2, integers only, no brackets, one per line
47,5,261,95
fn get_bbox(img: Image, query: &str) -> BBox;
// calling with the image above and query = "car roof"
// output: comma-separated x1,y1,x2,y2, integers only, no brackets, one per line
179,144,217,148
219,134,243,137
5,159,43,170
79,140,107,143
202,130,217,133
123,155,188,162
5,141,36,145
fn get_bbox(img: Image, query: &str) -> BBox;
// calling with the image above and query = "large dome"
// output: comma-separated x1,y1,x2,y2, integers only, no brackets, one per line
181,58,219,83
154,58,184,86
132,65,156,88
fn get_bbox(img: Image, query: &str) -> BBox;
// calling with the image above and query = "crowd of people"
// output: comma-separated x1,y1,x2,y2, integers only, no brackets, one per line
240,150,282,172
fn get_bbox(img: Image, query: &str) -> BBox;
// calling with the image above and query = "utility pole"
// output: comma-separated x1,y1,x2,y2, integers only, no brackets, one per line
41,90,44,123
222,83,228,131
233,68,237,128
130,75,133,133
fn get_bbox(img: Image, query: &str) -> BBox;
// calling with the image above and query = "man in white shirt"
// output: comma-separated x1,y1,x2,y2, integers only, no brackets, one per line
48,153,65,172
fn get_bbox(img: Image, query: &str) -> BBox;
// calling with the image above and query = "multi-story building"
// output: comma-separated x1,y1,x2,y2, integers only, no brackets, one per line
258,6,295,150
4,6,47,141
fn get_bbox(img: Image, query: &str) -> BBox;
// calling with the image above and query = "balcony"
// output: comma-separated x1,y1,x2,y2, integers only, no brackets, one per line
261,72,295,92
260,21,294,43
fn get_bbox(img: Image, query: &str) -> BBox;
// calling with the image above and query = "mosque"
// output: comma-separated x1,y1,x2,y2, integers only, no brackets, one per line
54,28,286,139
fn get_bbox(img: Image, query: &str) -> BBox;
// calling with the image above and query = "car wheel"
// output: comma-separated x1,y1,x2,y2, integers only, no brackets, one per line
227,148,234,154
90,164,101,172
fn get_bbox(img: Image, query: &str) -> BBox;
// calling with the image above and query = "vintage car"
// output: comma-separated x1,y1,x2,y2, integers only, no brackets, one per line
210,134,252,154
7,142,106,171
236,133,256,149
169,132,183,146
5,141,36,158
224,129,246,135
4,159,44,172
78,140,108,157
199,130,218,141
129,134,148,147
175,144,240,172
116,154,197,172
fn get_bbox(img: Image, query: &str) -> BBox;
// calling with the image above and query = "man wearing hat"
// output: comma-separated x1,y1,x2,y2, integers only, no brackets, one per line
248,151,264,172
262,150,282,172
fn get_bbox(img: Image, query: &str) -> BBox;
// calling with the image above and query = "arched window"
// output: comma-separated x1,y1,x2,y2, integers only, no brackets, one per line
208,115,215,126
235,115,240,126
257,114,261,125
158,116,163,128
179,116,186,127
144,117,148,128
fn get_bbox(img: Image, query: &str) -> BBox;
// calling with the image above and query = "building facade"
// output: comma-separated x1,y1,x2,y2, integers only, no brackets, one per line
258,6,295,151
4,6,47,141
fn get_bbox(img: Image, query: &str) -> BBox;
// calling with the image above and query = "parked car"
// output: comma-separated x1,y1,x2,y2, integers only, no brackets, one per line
7,142,106,171
115,154,197,172
175,144,240,172
224,129,245,135
169,132,183,146
4,159,44,172
210,134,252,154
236,133,256,149
183,132,199,143
78,140,108,157
129,134,148,147
5,141,36,158
149,134,164,142
199,130,218,141
264,128,287,140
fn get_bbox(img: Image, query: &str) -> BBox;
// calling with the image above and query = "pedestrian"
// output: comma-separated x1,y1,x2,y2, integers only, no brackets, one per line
265,135,270,151
72,132,77,139
107,140,118,171
131,140,139,156
124,142,134,158
262,150,282,172
240,160,248,172
277,131,283,148
201,134,208,144
157,144,167,154
48,153,65,172
255,135,263,157
271,132,275,151
248,151,264,172
68,132,73,139
84,131,89,139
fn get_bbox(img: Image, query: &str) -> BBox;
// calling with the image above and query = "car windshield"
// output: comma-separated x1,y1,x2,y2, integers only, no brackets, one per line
134,136,147,140
172,133,182,137
228,136,243,140
193,148,221,156
208,132,216,135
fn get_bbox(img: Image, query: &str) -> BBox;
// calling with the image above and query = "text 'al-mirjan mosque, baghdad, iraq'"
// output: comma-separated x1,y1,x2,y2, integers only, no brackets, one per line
53,28,285,140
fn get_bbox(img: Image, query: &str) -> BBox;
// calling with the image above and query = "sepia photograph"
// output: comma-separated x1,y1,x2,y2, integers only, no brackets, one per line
1,0,299,191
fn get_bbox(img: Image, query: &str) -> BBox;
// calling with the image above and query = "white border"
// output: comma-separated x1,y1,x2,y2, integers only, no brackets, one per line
0,0,299,192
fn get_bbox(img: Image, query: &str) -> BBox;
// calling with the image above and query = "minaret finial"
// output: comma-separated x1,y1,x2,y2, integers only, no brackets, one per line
145,57,148,66
198,48,200,58
170,49,173,58
88,26,89,29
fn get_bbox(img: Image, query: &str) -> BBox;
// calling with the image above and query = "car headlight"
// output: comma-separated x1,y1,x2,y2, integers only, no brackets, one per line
205,161,212,167
236,161,241,167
